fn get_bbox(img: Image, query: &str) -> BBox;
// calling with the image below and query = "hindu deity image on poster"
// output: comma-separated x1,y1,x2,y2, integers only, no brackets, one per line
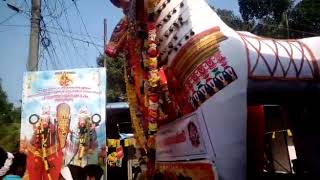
20,68,106,180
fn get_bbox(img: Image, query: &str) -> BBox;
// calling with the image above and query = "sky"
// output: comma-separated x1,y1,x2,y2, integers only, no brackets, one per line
0,0,239,106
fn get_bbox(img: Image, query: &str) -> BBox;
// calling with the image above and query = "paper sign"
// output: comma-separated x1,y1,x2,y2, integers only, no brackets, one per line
156,113,209,161
20,68,106,179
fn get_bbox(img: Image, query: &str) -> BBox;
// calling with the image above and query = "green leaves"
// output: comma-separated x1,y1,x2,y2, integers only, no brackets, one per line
289,0,320,37
216,8,246,31
97,54,126,102
0,82,21,152
0,122,20,152
210,5,248,31
238,0,319,38
239,0,292,23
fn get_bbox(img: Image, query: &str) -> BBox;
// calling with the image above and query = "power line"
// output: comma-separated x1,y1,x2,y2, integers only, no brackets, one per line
40,32,57,69
39,45,45,70
56,17,89,66
60,0,93,60
0,24,29,27
47,25,103,41
72,1,103,55
0,28,17,33
216,13,320,37
39,17,63,70
39,45,49,70
50,25,73,67
45,28,63,69
24,0,30,12
0,23,104,47
40,0,90,67
58,0,90,66
45,29,103,47
0,23,103,41
41,5,87,68
59,0,80,17
258,22,320,37
0,13,18,25
42,0,62,19
43,44,58,69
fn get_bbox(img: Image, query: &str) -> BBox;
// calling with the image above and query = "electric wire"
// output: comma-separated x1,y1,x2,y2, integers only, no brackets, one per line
59,0,90,66
42,1,89,68
43,0,62,19
0,13,18,25
23,0,30,12
45,29,103,47
72,1,103,55
41,16,71,68
49,23,73,67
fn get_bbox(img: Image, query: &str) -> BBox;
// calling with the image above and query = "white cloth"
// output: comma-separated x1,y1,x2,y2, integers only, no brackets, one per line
0,152,14,176
60,166,73,180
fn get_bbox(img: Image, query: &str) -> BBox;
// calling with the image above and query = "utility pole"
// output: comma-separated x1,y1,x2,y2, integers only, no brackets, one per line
27,0,41,71
103,18,107,68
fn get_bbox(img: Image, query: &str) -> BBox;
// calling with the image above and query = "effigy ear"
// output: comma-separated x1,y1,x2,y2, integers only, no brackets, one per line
105,17,128,58
110,0,121,8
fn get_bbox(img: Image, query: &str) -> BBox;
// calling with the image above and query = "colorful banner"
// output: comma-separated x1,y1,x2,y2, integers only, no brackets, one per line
155,160,218,180
20,68,106,180
156,113,209,161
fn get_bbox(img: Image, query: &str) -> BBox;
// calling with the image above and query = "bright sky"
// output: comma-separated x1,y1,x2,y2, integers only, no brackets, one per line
0,0,239,106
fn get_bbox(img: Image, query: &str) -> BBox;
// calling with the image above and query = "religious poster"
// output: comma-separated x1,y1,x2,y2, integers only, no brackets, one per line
156,112,215,162
20,68,106,180
155,160,218,180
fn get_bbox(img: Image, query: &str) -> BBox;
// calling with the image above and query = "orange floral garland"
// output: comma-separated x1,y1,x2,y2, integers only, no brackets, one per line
124,61,147,148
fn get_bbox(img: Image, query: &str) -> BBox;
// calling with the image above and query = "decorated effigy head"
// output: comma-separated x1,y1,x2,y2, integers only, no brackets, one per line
105,17,128,57
151,0,234,113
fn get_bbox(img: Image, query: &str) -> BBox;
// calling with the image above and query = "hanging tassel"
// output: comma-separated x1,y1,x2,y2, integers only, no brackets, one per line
272,132,276,139
287,129,293,137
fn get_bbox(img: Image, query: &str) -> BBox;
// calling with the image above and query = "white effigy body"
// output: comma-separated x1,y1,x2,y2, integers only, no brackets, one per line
154,0,320,180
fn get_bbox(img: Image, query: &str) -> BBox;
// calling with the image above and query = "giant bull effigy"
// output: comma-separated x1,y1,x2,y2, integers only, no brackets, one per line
107,0,320,179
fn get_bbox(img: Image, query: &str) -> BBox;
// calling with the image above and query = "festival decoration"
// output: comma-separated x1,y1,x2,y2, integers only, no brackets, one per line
124,61,147,148
107,139,121,148
106,139,124,168
124,138,136,147
108,0,320,179
105,17,128,57
145,23,161,135
155,160,218,180
107,152,118,167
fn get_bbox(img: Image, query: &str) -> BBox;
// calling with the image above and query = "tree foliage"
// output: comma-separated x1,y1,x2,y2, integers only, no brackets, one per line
210,5,248,31
238,0,320,38
239,0,292,23
0,82,21,152
97,54,126,102
289,0,320,37
217,8,247,31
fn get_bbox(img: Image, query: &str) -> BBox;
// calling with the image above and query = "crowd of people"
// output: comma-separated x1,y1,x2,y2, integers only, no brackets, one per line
0,147,104,180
